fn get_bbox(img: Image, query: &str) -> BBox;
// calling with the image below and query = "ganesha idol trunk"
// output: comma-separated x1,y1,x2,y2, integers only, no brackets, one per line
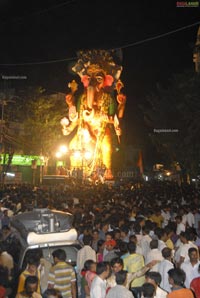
87,86,94,109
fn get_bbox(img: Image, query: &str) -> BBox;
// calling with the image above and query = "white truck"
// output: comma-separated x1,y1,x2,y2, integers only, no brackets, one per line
10,208,82,270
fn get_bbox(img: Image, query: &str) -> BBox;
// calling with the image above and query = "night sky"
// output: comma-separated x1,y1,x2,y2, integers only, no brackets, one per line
0,0,199,162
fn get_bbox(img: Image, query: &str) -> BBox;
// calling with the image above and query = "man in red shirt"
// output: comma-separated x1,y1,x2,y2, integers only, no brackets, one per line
190,276,200,298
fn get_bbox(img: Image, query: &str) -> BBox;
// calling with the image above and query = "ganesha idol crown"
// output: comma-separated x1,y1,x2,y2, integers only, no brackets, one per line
72,49,123,83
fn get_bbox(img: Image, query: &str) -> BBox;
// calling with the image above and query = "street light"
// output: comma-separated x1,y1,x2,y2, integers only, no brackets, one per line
55,151,62,159
55,145,68,158
84,151,92,160
73,150,81,159
60,145,68,154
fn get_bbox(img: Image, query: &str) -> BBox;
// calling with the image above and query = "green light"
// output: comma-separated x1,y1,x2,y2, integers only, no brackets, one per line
56,161,64,167
0,154,42,166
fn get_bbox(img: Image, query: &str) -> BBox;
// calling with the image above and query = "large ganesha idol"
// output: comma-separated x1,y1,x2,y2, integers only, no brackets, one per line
61,49,126,180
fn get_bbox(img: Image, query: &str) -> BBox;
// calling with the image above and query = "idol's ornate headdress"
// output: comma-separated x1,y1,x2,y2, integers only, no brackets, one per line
72,49,123,81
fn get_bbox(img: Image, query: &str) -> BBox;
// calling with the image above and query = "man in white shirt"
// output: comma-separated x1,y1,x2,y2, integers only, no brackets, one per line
176,230,198,267
145,240,163,272
140,226,152,261
175,215,185,235
186,207,195,228
145,271,168,298
76,235,96,276
161,206,171,228
106,270,133,298
173,237,183,265
90,261,110,298
158,247,174,293
141,282,156,298
181,247,200,288
154,228,167,253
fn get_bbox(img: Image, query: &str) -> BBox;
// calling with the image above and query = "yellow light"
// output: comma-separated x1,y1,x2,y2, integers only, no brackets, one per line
82,129,91,143
59,145,68,154
166,171,171,176
84,151,92,160
73,150,81,159
40,155,44,161
55,152,62,158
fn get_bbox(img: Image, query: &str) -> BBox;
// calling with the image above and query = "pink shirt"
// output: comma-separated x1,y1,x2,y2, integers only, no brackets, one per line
85,271,97,289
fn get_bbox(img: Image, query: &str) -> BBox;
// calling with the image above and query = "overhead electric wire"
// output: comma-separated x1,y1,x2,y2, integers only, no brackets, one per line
116,20,200,50
21,0,76,17
0,56,76,66
0,0,76,26
0,20,199,66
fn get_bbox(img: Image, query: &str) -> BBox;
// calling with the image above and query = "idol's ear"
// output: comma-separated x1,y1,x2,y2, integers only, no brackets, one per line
104,75,114,87
81,75,90,88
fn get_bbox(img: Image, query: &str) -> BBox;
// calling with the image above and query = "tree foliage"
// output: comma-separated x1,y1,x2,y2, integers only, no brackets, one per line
139,70,200,177
5,86,67,157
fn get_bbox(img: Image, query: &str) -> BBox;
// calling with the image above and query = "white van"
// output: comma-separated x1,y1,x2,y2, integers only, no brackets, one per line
10,208,82,271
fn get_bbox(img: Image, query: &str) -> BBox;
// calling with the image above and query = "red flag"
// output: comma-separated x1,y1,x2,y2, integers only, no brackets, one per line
137,150,144,175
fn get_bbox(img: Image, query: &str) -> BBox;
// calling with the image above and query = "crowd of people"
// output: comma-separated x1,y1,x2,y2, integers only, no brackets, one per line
0,180,200,298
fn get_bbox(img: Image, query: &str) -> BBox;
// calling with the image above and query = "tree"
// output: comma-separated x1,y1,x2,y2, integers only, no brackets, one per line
139,70,200,178
4,87,67,157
